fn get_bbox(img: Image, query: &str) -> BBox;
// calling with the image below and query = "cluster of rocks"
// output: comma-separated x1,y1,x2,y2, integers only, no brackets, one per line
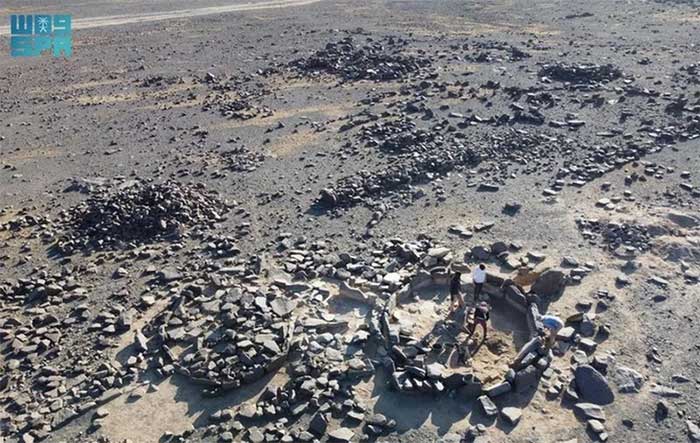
289,36,432,81
0,211,50,235
359,118,435,153
576,218,656,255
480,129,566,176
138,276,296,390
555,139,659,186
677,62,700,85
139,75,182,88
319,93,687,212
319,119,480,208
459,40,531,63
318,147,479,209
277,235,436,290
200,73,272,120
540,63,623,84
0,266,140,441
215,98,264,120
168,319,392,443
218,145,266,173
217,328,385,442
55,180,228,253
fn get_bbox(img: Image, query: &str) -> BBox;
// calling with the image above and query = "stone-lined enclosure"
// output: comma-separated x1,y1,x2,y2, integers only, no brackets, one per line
6,236,608,443
131,241,580,441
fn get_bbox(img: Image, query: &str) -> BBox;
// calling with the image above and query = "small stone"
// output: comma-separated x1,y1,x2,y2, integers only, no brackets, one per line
613,366,644,393
574,403,606,421
309,412,328,435
588,419,606,434
655,400,669,421
478,395,498,417
328,427,354,442
687,420,700,442
500,407,522,426
650,385,682,398
248,428,264,443
238,403,257,419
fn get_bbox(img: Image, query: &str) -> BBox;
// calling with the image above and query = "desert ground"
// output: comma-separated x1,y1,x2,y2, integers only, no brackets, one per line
1,1,700,442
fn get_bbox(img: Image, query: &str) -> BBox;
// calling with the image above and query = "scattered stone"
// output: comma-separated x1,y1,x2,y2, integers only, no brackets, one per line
574,403,606,421
612,366,644,393
500,407,522,426
328,428,354,442
478,395,498,417
688,420,700,442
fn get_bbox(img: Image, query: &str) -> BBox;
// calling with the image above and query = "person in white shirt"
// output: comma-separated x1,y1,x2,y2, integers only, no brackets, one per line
541,314,565,349
472,264,487,299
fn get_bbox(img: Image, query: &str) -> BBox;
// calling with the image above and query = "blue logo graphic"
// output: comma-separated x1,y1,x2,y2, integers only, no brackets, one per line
10,14,72,57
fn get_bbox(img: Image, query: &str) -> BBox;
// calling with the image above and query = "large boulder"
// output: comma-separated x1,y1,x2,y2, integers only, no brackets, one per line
471,246,491,261
575,364,615,405
531,268,566,298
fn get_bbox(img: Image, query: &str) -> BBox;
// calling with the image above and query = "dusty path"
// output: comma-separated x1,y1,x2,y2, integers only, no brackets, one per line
0,0,323,35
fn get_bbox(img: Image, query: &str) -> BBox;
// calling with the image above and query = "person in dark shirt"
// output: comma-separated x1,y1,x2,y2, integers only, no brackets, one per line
466,301,490,341
448,271,464,318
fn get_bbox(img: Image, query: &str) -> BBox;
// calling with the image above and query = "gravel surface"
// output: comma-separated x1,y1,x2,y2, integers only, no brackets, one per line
1,1,700,442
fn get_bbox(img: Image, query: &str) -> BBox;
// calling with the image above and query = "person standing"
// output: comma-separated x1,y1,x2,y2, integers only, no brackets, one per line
472,264,487,299
448,271,464,317
466,301,491,341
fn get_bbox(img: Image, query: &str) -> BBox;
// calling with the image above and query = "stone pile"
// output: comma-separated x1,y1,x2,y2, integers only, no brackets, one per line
277,235,434,290
216,98,260,120
576,218,655,254
318,122,479,209
139,75,181,88
139,281,296,390
318,148,478,209
0,267,138,442
290,36,432,81
461,40,531,63
359,118,435,153
482,129,563,172
56,180,228,252
555,140,657,185
218,145,266,173
677,62,699,84
233,328,382,440
541,63,623,84
200,73,272,120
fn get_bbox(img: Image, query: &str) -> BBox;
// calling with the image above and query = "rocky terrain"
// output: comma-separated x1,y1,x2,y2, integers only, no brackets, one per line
1,0,700,442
